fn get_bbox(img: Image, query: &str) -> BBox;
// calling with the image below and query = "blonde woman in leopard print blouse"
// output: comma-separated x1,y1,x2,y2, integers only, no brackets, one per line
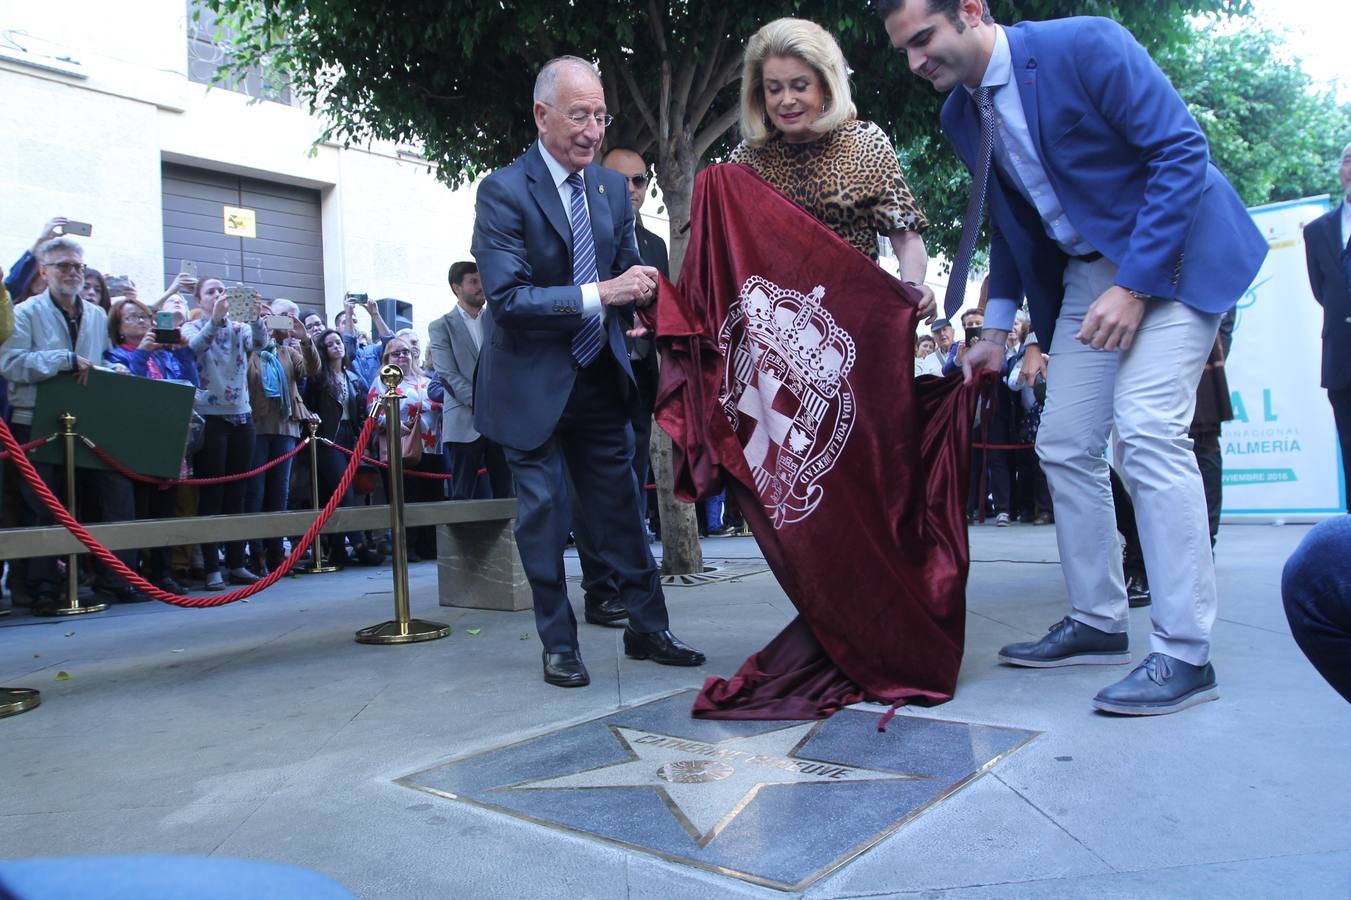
732,17,938,320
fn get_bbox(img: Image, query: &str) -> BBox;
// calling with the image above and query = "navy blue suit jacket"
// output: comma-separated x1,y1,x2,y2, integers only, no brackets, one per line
1304,203,1351,390
940,17,1268,350
471,143,644,451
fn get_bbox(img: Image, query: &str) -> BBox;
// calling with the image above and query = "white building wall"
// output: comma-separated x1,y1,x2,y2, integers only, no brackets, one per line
0,0,495,338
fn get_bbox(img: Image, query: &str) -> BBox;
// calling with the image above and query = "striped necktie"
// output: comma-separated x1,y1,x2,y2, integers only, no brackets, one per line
566,172,604,367
944,86,995,317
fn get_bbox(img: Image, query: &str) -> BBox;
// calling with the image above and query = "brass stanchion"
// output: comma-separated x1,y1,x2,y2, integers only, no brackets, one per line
0,688,41,718
38,412,107,617
300,421,338,574
355,365,449,645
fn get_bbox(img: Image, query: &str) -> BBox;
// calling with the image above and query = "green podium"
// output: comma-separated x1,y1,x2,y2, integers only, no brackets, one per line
31,368,195,479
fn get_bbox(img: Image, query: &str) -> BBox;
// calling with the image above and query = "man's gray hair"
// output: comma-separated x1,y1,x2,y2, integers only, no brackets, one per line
271,298,300,317
533,56,599,105
38,236,83,261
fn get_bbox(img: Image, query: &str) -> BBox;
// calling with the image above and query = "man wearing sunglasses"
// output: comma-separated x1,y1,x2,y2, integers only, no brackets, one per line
565,148,673,629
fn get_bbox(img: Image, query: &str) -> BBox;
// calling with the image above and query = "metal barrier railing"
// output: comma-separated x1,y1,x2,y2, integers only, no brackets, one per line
0,364,464,718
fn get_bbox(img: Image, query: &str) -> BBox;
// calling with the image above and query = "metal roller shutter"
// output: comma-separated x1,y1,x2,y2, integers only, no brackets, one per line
161,162,325,319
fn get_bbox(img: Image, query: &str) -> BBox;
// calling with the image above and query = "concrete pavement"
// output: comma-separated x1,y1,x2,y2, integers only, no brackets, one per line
1,522,1348,898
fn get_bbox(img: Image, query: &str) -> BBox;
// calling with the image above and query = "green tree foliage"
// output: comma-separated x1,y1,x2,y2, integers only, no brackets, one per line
203,0,1250,268
1155,21,1351,207
202,0,1259,572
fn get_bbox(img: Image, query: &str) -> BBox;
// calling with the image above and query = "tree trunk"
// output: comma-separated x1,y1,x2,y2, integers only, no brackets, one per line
649,133,704,576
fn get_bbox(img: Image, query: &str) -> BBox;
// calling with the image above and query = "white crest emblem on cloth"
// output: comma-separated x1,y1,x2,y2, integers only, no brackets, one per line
717,276,857,528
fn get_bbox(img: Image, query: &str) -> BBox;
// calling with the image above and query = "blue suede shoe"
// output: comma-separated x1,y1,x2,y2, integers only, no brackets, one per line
1093,652,1219,715
998,616,1130,667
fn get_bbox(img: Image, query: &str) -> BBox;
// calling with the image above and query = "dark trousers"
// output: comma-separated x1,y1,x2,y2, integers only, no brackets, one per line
577,399,657,603
1110,466,1145,574
445,436,513,500
1331,387,1351,507
1193,427,1223,547
1282,516,1351,702
631,409,653,526
245,432,298,565
315,421,359,555
9,421,137,595
1011,447,1051,519
134,480,179,579
193,415,255,573
505,353,668,652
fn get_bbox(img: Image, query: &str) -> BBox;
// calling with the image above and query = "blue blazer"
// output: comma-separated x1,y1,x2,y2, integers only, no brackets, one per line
1304,203,1351,391
471,142,643,451
940,17,1269,350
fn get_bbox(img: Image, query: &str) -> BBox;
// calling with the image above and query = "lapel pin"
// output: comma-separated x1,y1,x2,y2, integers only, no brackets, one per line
598,184,606,194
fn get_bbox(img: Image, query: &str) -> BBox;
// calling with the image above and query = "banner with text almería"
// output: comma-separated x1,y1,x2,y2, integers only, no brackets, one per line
1224,195,1346,518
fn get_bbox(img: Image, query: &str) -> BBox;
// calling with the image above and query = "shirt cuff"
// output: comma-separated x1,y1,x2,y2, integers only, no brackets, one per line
983,297,1018,333
581,284,602,316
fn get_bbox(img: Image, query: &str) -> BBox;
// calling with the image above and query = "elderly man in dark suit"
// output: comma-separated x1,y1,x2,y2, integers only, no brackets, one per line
428,261,512,500
882,0,1268,715
1303,142,1351,489
471,56,705,687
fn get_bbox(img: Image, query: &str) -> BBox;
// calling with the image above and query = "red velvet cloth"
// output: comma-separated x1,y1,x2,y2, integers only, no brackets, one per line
653,164,980,720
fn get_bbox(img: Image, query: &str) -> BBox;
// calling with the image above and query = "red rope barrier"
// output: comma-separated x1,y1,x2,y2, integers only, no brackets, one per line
317,436,458,481
0,432,58,461
82,434,310,486
0,414,379,608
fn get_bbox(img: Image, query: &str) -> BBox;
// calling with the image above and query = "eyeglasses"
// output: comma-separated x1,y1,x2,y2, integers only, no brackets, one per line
543,102,613,129
388,349,413,358
625,174,650,189
44,261,86,274
122,312,152,323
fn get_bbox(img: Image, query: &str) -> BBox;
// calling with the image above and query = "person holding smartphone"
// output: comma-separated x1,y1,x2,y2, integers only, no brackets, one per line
105,298,200,594
181,278,266,589
243,298,320,575
337,293,392,388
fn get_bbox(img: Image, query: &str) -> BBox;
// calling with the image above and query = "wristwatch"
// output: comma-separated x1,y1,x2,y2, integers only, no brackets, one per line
1125,289,1153,302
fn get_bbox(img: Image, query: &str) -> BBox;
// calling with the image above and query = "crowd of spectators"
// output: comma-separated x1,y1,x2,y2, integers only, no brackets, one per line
3,213,1213,613
916,295,1053,529
0,219,520,610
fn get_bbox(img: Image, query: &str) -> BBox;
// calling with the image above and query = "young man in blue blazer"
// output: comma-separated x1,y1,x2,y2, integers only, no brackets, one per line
881,0,1268,715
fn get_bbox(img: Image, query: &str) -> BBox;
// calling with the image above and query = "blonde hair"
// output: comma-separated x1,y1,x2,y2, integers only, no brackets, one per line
738,18,857,147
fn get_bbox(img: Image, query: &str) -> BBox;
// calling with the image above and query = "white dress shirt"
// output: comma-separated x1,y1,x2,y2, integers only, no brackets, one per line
456,302,483,351
538,142,602,316
1340,195,1350,251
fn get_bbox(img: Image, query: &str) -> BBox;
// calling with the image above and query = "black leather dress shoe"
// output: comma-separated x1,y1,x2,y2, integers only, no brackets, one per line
584,597,628,627
1125,570,1152,608
542,650,590,687
622,628,706,666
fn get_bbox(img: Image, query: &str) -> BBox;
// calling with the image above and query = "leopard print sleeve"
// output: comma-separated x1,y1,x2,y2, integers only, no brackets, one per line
728,140,756,170
858,121,929,236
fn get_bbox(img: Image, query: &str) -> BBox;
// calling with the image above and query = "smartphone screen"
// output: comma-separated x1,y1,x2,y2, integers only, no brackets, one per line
155,311,175,329
264,314,292,331
225,285,257,323
180,260,198,277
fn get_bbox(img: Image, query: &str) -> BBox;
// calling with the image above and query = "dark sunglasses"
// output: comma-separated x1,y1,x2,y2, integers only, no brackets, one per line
626,174,650,188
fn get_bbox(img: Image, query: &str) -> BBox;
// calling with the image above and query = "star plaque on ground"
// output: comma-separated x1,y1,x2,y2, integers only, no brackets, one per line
398,690,1037,891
